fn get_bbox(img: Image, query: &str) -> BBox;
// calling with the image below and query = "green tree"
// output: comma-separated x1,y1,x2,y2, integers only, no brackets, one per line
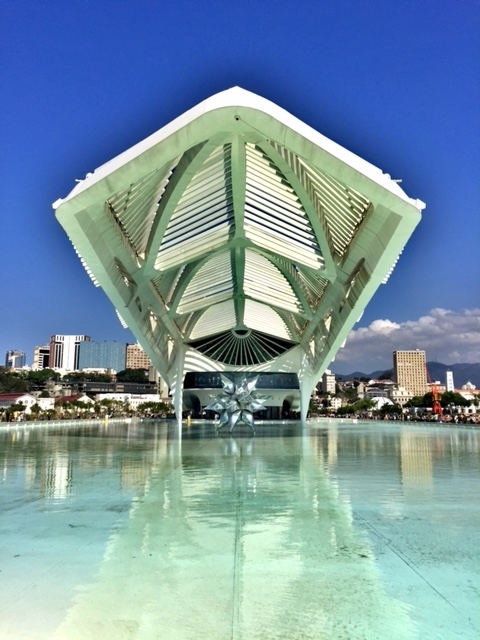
29,403,43,420
352,398,375,413
7,402,26,420
376,403,403,418
116,368,149,383
95,399,128,417
339,385,359,403
405,395,425,408
26,368,59,384
0,367,29,393
336,404,355,416
440,391,468,408
137,401,172,416
308,397,322,415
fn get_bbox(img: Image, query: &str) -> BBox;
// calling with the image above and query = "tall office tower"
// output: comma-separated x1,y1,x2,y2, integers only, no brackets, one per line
32,345,50,370
126,343,152,370
78,341,127,372
49,335,91,371
321,369,336,395
393,349,428,397
5,350,26,369
446,370,455,392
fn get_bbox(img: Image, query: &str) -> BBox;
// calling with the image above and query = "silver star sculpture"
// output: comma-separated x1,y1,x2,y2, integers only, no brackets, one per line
206,374,267,433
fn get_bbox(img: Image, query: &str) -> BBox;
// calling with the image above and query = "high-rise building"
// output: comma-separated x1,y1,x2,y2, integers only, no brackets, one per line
393,350,428,397
49,335,91,371
32,345,50,370
78,341,127,372
321,369,336,395
446,370,454,392
5,350,26,369
126,343,152,370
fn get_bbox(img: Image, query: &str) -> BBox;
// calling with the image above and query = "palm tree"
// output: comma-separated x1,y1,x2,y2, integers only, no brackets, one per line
30,403,42,421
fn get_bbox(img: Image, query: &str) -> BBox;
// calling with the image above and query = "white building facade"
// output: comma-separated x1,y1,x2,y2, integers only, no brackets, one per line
446,370,455,392
321,370,336,395
32,345,50,370
96,393,165,410
55,88,424,421
49,335,91,372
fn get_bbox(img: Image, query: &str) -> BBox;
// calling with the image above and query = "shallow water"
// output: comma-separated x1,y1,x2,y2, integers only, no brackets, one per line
1,419,479,639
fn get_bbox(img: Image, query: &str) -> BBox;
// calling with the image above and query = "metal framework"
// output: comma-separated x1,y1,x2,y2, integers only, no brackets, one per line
54,87,424,420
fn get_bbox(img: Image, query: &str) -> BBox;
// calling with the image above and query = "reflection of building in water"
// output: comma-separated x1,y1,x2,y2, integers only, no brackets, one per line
308,425,338,471
44,451,72,500
327,424,338,468
400,432,433,490
121,425,169,491
24,457,37,490
120,460,151,492
53,427,415,640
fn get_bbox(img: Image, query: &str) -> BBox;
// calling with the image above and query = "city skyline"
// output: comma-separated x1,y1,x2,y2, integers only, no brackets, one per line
4,325,478,377
2,1,479,373
3,336,156,372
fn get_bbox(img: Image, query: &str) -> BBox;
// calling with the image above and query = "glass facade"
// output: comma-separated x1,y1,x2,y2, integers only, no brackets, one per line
5,350,26,369
184,371,299,390
78,341,126,372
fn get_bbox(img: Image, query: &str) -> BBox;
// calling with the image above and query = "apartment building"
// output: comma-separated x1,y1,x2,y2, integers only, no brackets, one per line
126,343,152,370
393,349,428,397
32,345,50,370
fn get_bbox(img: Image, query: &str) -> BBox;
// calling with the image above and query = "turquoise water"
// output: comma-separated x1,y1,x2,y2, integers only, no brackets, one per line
1,419,479,639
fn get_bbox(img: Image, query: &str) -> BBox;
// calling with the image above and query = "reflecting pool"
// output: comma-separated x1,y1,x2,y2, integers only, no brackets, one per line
1,420,479,639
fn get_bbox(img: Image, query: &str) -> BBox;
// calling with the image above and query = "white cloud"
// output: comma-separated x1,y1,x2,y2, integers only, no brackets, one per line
331,308,480,373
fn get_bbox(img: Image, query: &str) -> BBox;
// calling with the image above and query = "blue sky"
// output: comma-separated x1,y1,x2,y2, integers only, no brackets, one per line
1,0,479,373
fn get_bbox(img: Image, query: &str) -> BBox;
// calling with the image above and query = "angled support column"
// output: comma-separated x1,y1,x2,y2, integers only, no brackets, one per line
170,345,186,427
298,350,318,423
300,379,312,424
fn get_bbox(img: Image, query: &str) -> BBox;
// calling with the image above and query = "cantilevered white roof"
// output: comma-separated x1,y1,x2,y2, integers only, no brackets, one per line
54,87,424,395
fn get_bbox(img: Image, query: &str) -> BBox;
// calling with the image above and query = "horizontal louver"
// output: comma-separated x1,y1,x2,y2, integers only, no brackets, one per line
155,145,234,270
271,142,370,258
151,266,185,306
178,252,233,314
107,160,179,258
189,300,237,339
244,249,302,314
244,144,323,269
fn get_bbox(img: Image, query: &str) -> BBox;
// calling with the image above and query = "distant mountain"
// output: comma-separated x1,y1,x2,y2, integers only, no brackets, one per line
335,362,480,388
426,362,480,388
336,369,391,381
